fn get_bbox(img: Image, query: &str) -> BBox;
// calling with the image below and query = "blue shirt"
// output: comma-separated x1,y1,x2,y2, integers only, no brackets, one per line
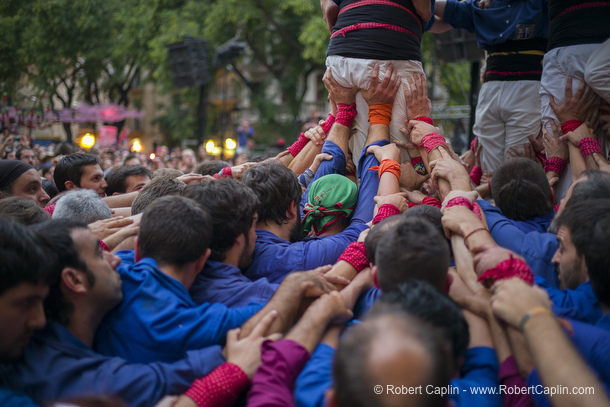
478,200,559,288
5,322,223,407
190,260,279,307
236,125,254,147
353,286,382,320
0,389,38,407
443,0,549,49
451,347,502,407
536,276,601,325
245,140,384,283
294,345,500,407
95,251,262,363
597,314,610,332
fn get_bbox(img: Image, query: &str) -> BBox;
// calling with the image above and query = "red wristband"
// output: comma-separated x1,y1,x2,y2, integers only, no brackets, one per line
407,201,417,208
373,204,401,225
422,196,442,209
477,255,534,288
99,240,110,252
185,363,250,407
561,120,583,134
411,116,433,126
287,133,310,157
320,113,336,135
469,165,482,186
213,167,232,179
445,196,482,219
336,103,357,128
544,156,567,175
419,132,446,155
578,137,603,159
338,241,369,272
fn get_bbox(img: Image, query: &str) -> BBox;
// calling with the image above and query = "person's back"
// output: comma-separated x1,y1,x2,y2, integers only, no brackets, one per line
323,0,434,166
95,195,261,363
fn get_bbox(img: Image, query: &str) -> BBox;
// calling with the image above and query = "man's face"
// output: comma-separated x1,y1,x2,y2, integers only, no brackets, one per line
79,164,107,198
238,214,258,269
0,283,48,362
552,226,588,290
4,168,50,207
71,228,123,310
19,149,35,166
123,174,150,194
182,151,196,166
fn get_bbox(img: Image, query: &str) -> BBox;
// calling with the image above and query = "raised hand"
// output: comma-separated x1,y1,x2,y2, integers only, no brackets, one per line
225,310,281,378
542,120,568,161
549,76,596,123
405,73,432,119
323,68,359,106
361,64,401,106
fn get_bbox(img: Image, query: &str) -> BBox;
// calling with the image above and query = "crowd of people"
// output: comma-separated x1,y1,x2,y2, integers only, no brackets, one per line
1,0,610,406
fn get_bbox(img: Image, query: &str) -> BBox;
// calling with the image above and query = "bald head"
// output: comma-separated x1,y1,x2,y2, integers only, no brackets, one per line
332,307,452,407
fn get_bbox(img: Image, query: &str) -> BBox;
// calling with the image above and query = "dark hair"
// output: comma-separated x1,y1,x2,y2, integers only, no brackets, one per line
54,153,99,192
123,154,142,166
104,165,152,195
364,216,402,264
54,142,74,156
42,178,58,199
567,171,610,207
402,205,445,239
184,179,258,261
139,195,212,266
0,197,50,225
131,177,186,215
241,161,301,225
195,161,230,176
0,217,58,296
376,218,450,292
378,280,469,367
16,147,33,160
491,158,552,221
555,199,610,308
152,168,184,180
334,306,452,407
29,219,92,325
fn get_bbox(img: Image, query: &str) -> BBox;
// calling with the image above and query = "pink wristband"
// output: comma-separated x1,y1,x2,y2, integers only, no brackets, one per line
422,196,442,209
578,137,603,159
478,255,534,288
544,156,567,175
99,240,110,252
445,196,482,220
561,120,583,134
411,116,433,125
419,132,446,155
338,241,369,272
185,363,250,407
320,113,336,135
213,167,232,179
372,204,402,225
287,133,310,157
469,165,482,186
335,103,357,128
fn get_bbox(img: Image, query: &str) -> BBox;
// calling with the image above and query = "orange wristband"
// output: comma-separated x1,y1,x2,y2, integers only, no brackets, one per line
370,159,401,180
368,104,392,126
